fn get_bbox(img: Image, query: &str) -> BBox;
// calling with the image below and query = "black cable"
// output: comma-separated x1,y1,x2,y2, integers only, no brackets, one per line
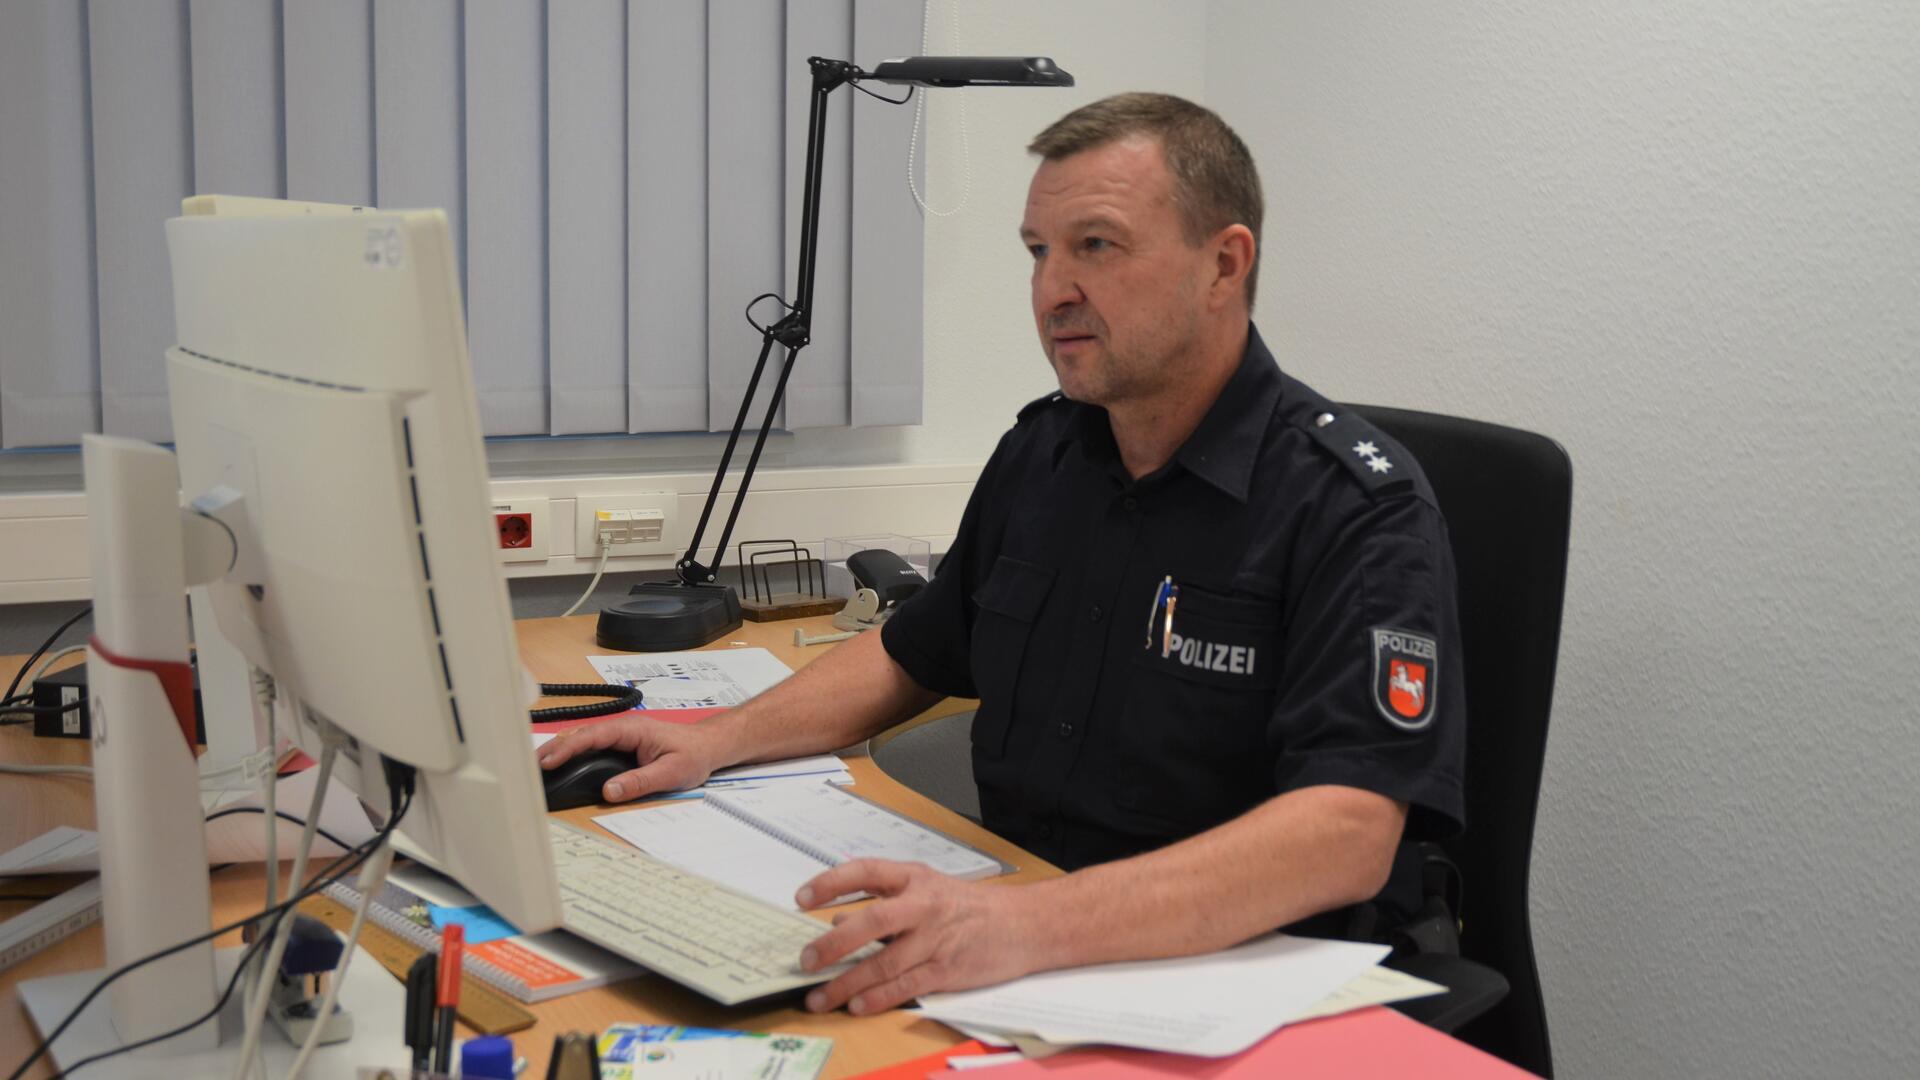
202,807,357,855
530,682,644,724
850,81,914,105
743,291,794,335
16,791,409,1080
7,768,416,1080
49,925,275,1079
3,606,91,704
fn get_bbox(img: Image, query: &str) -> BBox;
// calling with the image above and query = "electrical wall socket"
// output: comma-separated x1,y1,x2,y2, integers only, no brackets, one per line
490,496,550,563
574,493,679,557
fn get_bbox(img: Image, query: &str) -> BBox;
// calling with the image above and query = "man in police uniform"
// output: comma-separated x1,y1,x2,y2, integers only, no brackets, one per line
539,93,1464,1016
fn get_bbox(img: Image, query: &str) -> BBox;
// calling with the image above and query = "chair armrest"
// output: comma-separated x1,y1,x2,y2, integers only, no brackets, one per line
1384,953,1510,1034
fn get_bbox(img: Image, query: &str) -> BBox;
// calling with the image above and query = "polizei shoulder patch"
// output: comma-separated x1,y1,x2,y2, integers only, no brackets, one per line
1372,627,1438,731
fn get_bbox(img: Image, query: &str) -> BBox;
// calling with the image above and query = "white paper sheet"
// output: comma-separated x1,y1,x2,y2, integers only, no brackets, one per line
950,962,1450,1057
1290,963,1446,1022
916,934,1391,1057
0,766,377,873
595,800,829,910
200,764,378,858
587,649,793,708
0,826,99,876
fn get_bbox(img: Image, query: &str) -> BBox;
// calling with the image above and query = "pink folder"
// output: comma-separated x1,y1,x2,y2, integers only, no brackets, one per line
922,1006,1538,1079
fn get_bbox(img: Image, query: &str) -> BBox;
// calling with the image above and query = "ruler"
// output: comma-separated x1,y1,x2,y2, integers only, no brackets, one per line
0,877,102,973
297,892,536,1035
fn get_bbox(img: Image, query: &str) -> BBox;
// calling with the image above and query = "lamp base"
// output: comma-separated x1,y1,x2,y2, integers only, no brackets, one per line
596,582,744,652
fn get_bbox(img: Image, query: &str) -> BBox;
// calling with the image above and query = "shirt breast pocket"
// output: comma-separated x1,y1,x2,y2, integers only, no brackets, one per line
968,555,1055,759
1117,586,1282,826
1132,586,1282,690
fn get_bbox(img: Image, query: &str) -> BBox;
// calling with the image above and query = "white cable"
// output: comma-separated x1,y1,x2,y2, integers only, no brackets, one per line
907,0,972,217
283,838,393,1080
245,674,281,1080
0,644,89,725
25,644,85,688
0,763,92,776
560,538,612,618
228,739,334,1080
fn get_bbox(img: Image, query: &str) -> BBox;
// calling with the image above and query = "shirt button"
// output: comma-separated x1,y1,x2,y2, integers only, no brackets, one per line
1088,604,1104,623
1035,823,1053,840
1122,496,1139,512
1058,721,1074,738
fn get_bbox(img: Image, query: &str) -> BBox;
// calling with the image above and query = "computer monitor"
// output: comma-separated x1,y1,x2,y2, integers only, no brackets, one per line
18,196,564,1070
163,194,562,932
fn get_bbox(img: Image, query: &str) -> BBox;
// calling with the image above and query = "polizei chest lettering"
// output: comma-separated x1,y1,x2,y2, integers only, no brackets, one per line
1167,632,1256,676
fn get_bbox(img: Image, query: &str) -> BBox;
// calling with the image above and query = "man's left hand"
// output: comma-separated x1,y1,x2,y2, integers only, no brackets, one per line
795,859,1043,1015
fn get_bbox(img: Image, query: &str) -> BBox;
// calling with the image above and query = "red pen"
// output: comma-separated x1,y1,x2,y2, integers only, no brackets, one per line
433,924,464,1074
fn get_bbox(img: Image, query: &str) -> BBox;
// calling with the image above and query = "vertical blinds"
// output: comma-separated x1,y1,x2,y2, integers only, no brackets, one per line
0,0,925,449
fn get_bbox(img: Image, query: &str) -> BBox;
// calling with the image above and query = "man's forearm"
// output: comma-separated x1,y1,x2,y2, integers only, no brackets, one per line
707,629,943,768
1013,785,1407,971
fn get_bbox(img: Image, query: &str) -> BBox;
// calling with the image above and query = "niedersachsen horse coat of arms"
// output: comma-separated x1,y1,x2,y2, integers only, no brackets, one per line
1372,627,1437,731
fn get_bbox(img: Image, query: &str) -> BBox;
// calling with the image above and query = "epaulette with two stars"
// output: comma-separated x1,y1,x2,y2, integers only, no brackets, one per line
1016,390,1068,424
1300,408,1419,499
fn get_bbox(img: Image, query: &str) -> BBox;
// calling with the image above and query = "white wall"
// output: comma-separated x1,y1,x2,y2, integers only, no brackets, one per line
1208,2,1920,1076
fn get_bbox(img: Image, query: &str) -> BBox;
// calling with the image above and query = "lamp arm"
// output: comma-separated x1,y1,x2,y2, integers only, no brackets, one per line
676,57,857,585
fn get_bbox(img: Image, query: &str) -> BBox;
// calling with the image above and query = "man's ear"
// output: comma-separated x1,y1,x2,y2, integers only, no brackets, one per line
1208,224,1256,312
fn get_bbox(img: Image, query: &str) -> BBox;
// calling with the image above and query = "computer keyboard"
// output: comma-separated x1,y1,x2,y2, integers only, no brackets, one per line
549,820,867,1005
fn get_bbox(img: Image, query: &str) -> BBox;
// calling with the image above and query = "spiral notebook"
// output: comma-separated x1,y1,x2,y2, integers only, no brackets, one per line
322,863,640,1003
594,782,1011,911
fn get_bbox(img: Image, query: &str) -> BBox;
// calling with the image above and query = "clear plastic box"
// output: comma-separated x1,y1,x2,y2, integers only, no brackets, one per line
823,534,934,599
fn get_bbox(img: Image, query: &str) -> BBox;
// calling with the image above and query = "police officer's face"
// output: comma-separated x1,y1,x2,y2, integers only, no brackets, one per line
1021,135,1211,407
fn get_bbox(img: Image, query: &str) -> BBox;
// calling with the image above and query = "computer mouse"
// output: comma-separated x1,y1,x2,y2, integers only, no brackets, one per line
542,748,634,811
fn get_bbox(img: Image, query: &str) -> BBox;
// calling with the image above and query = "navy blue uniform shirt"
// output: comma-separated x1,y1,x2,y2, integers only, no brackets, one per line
881,325,1465,923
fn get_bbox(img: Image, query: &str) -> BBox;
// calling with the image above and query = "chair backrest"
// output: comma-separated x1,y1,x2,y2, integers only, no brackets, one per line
1348,404,1572,1078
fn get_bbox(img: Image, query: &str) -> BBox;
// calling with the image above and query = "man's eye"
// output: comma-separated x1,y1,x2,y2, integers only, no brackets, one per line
1027,243,1048,259
1082,237,1110,253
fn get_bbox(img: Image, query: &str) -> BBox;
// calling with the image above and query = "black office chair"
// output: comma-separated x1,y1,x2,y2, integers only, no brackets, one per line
1349,404,1572,1078
870,406,1571,1076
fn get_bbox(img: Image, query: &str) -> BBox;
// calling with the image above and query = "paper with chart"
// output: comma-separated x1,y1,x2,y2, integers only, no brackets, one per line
588,648,793,709
916,933,1391,1057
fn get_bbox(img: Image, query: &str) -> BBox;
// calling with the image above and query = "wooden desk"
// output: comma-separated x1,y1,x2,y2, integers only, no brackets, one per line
1,614,1037,1079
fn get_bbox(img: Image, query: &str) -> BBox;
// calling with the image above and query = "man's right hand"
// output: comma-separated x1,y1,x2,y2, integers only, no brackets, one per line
534,716,735,803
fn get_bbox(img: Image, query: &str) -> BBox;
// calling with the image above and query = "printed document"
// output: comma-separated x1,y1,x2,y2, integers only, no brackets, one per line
916,934,1391,1057
588,648,792,708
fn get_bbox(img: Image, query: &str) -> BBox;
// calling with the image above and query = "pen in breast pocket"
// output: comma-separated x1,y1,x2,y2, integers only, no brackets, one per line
1144,575,1180,655
1161,581,1179,658
1144,576,1170,649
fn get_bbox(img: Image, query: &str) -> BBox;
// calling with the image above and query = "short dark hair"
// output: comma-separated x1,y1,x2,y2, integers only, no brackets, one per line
1028,93,1263,307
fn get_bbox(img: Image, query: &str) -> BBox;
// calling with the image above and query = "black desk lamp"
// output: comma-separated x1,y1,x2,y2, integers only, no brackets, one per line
597,55,1073,651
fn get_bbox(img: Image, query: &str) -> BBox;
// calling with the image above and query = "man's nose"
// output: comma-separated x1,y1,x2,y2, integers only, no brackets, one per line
1033,258,1083,312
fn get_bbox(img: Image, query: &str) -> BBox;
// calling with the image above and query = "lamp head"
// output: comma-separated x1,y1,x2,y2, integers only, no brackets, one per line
864,56,1074,88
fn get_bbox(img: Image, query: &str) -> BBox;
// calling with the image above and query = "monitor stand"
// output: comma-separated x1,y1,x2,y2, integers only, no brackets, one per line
19,945,407,1078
